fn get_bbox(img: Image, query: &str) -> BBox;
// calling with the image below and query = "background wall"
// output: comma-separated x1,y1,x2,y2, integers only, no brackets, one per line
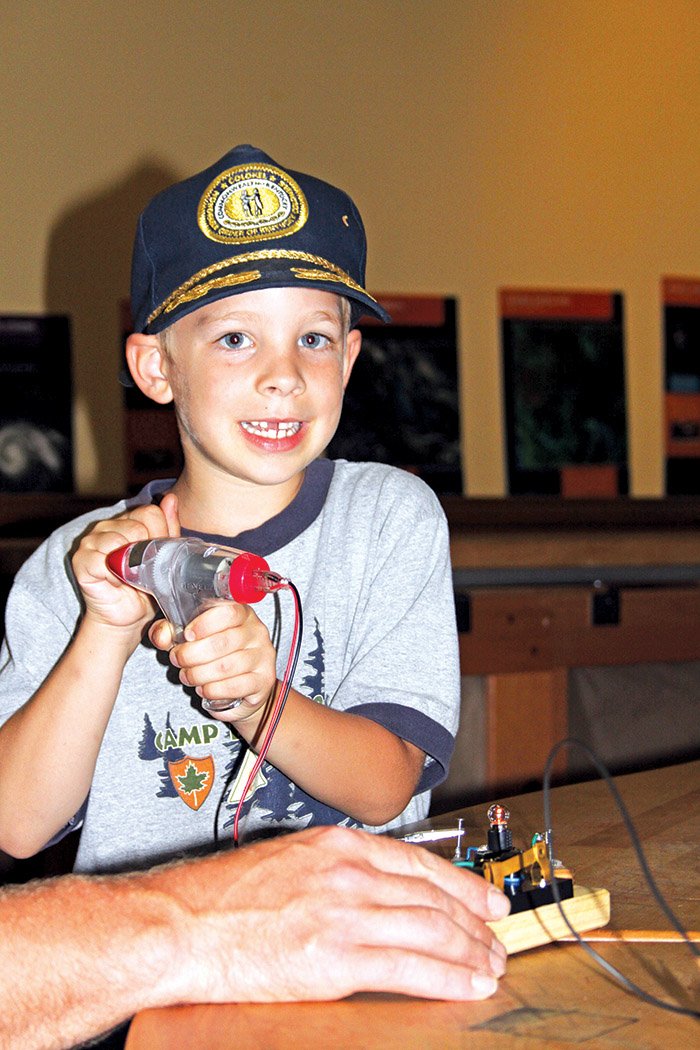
2,0,698,495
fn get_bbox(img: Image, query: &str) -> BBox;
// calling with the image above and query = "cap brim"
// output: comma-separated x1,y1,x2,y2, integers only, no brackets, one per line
144,258,391,333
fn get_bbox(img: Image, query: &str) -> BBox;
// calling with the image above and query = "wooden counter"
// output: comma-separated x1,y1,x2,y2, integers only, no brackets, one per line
440,497,700,796
125,760,700,1050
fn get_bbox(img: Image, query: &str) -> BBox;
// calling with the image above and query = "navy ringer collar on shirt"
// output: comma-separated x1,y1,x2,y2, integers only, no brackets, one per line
128,457,335,557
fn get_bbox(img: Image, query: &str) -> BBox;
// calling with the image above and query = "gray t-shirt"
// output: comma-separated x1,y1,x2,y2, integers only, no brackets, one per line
0,460,459,873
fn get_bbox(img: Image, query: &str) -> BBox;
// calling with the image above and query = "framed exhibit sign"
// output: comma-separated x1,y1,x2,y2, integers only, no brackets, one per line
500,288,628,496
663,276,700,494
327,294,462,494
0,315,73,492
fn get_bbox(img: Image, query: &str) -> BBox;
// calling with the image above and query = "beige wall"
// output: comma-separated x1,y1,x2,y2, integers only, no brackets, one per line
2,1,698,494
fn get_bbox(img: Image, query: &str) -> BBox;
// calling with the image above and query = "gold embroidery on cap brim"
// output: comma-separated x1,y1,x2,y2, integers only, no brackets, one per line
162,271,261,315
290,267,366,293
148,250,379,326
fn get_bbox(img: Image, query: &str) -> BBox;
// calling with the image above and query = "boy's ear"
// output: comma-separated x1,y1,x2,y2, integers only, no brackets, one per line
342,329,362,389
125,332,174,405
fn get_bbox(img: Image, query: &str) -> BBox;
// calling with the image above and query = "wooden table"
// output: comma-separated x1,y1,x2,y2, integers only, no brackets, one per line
125,760,700,1049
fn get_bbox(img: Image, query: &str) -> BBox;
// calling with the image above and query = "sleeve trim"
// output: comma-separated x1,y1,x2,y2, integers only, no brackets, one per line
345,702,455,792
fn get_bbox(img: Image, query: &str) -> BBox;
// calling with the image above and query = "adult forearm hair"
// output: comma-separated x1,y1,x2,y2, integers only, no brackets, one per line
0,868,184,1050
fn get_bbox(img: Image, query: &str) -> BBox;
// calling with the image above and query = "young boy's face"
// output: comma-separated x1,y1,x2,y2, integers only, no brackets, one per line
156,286,362,494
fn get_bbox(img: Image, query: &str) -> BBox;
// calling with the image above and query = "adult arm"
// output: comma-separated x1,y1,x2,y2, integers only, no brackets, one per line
0,825,509,1050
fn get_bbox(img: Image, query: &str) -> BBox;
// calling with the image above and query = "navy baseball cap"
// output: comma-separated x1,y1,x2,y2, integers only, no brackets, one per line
130,144,391,334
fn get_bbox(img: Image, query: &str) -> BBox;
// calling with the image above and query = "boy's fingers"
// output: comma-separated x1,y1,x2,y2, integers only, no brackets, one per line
92,502,176,549
183,602,248,640
159,492,181,537
149,619,175,650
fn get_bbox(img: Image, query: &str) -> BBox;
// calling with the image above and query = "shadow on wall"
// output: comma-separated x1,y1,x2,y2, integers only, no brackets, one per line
44,161,177,491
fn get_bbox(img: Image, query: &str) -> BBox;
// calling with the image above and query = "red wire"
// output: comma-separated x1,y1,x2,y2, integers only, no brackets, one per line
233,583,302,844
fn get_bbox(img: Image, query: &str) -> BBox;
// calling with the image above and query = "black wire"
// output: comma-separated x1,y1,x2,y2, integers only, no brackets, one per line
231,581,304,846
543,738,699,1019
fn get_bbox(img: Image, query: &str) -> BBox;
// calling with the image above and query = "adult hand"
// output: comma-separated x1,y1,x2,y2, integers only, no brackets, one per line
153,824,509,1003
0,825,510,1050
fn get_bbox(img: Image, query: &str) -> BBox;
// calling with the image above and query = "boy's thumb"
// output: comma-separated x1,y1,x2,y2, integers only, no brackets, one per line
160,491,181,537
149,617,176,651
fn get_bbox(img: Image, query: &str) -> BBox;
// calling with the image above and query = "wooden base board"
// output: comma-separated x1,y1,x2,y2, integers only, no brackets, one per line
488,885,610,954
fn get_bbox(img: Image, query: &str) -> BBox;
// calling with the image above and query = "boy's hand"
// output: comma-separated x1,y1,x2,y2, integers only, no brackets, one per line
73,493,181,642
151,600,277,723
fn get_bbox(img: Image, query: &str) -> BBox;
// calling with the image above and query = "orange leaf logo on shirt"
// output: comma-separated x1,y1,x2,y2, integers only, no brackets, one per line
168,755,214,810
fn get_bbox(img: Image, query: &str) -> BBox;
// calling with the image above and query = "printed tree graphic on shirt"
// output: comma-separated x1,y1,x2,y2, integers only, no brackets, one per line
300,617,325,704
138,711,184,798
137,712,159,760
221,729,243,807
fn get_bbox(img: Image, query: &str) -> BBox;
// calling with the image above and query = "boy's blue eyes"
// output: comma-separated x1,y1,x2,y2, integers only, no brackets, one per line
221,332,252,350
299,333,331,349
220,332,332,351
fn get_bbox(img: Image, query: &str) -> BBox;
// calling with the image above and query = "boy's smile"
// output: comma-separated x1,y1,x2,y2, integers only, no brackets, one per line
239,419,304,449
136,286,362,523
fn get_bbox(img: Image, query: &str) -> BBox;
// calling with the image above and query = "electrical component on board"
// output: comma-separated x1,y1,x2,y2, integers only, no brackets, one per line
451,804,574,915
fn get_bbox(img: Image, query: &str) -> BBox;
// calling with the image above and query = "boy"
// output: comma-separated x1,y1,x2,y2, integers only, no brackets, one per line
0,145,460,874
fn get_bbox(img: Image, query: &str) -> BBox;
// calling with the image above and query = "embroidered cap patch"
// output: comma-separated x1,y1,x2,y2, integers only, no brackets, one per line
198,162,309,244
